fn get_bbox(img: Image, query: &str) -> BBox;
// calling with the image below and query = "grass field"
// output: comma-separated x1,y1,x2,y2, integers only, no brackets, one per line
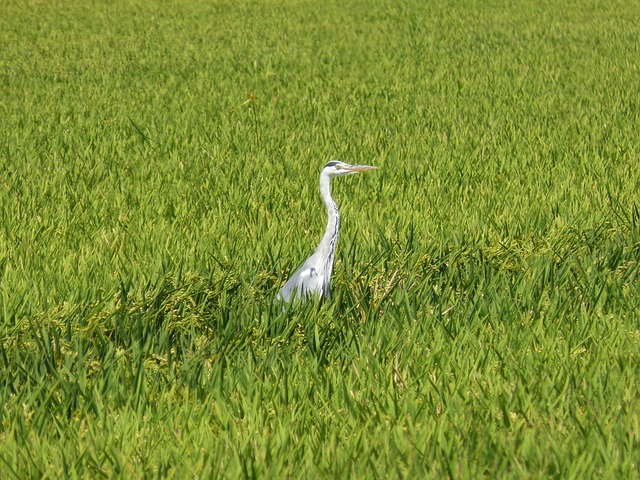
1,0,640,477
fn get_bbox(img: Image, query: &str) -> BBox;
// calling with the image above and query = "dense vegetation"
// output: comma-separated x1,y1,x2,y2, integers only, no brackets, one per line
1,0,639,477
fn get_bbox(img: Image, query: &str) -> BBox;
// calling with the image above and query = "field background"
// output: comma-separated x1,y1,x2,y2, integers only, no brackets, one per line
1,0,639,477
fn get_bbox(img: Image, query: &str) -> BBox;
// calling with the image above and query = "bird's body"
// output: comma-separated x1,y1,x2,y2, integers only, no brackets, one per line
277,160,377,303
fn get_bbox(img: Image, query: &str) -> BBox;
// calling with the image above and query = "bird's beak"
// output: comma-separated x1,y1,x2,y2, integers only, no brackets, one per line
343,164,378,172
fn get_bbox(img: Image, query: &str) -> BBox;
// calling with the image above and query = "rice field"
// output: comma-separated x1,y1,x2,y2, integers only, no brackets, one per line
1,0,639,477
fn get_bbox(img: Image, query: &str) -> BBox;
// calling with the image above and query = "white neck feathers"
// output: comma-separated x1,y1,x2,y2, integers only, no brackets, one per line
316,172,340,274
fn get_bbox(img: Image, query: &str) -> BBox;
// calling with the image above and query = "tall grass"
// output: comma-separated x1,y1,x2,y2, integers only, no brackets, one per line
1,0,639,477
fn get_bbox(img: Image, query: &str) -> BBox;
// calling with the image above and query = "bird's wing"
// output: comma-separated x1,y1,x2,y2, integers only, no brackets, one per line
277,264,325,302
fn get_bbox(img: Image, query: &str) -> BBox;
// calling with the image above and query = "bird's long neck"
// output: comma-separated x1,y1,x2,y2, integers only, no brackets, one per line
316,172,340,277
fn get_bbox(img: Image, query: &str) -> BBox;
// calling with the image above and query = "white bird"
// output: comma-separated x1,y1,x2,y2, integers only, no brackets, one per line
277,160,378,303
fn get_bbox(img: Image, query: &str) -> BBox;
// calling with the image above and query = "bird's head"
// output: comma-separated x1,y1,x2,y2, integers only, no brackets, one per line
322,160,378,178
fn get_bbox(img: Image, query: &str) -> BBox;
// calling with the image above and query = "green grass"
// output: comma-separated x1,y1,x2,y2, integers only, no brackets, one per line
1,0,640,477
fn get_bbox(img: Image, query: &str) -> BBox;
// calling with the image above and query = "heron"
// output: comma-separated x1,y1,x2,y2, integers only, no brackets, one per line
277,160,378,303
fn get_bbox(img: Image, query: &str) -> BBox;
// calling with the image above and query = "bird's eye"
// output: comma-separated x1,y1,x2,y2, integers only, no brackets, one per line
335,164,341,170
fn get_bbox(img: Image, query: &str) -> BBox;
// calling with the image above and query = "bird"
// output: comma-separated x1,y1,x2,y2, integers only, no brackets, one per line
277,160,378,303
